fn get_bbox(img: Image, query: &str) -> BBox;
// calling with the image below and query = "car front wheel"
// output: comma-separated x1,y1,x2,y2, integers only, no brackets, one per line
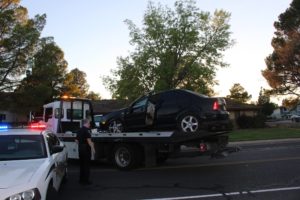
178,114,200,133
108,120,124,133
46,180,58,200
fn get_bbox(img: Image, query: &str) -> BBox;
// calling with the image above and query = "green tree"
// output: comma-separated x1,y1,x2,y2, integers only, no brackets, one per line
262,0,300,97
257,87,270,105
12,38,68,114
227,83,252,103
104,0,233,100
86,91,101,100
62,68,89,98
257,87,276,116
282,96,299,109
0,0,46,92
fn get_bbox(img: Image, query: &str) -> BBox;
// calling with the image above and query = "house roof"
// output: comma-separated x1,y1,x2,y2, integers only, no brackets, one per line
225,98,261,111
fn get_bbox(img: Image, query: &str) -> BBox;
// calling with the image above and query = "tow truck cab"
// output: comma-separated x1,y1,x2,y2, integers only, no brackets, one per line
43,97,94,134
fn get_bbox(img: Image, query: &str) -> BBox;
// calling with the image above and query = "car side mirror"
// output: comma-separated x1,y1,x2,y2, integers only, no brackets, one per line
51,145,64,154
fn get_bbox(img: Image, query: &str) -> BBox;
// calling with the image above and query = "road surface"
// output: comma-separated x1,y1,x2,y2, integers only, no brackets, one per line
57,139,300,200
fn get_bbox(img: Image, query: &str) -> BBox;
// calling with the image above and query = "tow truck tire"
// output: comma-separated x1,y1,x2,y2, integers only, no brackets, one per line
108,119,124,133
177,113,201,133
112,144,142,170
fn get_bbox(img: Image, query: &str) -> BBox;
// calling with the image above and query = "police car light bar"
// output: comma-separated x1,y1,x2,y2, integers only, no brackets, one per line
0,125,8,130
29,124,46,129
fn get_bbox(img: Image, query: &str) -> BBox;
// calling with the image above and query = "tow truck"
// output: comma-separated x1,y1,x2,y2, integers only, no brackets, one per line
42,96,238,170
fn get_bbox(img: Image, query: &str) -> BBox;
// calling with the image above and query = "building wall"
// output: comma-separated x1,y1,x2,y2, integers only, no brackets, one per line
229,110,259,128
0,111,27,124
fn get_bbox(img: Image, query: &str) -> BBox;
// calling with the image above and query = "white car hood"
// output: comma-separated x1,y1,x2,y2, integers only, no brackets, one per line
0,159,45,189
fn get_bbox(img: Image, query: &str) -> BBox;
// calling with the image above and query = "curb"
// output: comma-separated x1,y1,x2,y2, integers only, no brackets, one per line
229,138,300,146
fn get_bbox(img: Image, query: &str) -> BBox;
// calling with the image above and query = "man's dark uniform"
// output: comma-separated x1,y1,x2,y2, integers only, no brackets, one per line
76,126,92,184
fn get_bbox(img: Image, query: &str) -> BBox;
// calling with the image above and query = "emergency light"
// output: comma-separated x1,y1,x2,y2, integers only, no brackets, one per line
0,124,8,130
29,123,46,129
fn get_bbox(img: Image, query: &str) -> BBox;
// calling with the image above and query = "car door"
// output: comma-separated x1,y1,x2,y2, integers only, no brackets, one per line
46,133,66,190
124,96,148,129
155,91,183,127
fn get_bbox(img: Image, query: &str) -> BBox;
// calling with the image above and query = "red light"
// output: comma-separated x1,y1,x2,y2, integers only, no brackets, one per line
199,143,207,152
29,123,46,129
213,101,220,110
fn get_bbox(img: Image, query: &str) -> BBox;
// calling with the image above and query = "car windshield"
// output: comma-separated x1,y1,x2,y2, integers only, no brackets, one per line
0,135,47,161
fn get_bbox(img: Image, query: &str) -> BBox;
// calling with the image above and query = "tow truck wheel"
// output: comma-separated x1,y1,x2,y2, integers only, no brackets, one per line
112,144,142,170
108,120,124,133
178,113,200,133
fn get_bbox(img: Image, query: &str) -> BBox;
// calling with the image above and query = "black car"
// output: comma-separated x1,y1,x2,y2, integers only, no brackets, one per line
100,89,231,133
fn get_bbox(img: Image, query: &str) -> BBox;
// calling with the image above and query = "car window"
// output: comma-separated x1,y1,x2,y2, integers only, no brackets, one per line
149,93,161,104
160,91,177,103
94,115,103,122
132,97,148,109
0,135,47,161
46,133,60,154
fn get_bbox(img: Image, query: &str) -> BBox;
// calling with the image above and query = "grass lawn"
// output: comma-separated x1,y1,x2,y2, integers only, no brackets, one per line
229,128,300,142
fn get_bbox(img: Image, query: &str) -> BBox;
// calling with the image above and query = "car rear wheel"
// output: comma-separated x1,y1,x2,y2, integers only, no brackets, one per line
178,113,200,133
108,120,124,133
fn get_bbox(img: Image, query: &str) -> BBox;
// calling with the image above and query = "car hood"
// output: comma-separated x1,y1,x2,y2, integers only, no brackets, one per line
0,159,45,189
102,108,128,122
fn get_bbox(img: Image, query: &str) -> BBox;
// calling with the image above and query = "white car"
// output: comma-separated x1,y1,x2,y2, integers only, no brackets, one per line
291,114,300,122
0,127,68,200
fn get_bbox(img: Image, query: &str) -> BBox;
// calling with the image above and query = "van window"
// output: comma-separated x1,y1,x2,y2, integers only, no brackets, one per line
86,110,92,119
67,109,83,120
54,108,64,119
45,108,53,122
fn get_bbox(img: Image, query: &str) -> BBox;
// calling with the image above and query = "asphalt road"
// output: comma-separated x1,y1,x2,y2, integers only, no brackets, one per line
57,139,300,200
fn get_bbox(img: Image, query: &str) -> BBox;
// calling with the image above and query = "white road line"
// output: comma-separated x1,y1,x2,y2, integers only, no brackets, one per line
142,186,300,200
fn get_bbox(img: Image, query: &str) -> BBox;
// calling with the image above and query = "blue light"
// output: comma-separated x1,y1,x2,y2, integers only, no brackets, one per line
0,125,8,130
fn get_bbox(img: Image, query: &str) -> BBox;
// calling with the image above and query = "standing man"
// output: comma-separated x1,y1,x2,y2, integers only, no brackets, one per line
76,118,95,185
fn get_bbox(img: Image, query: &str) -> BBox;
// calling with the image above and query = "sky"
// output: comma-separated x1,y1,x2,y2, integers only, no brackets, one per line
20,0,292,103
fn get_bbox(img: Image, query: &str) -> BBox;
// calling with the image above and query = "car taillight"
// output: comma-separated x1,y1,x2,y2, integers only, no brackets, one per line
199,143,207,152
213,101,220,110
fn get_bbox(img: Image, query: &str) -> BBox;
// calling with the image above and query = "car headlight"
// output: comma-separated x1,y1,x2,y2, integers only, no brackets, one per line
7,188,41,200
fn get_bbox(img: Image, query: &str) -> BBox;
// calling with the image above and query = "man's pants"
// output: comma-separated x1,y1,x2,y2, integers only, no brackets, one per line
79,147,91,183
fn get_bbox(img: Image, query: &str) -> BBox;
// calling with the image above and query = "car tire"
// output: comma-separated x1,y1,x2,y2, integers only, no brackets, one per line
112,144,142,170
108,119,124,133
62,167,68,183
177,113,201,133
46,180,58,200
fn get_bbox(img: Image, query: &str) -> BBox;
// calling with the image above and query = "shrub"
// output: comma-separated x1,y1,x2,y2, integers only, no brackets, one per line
237,114,266,129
